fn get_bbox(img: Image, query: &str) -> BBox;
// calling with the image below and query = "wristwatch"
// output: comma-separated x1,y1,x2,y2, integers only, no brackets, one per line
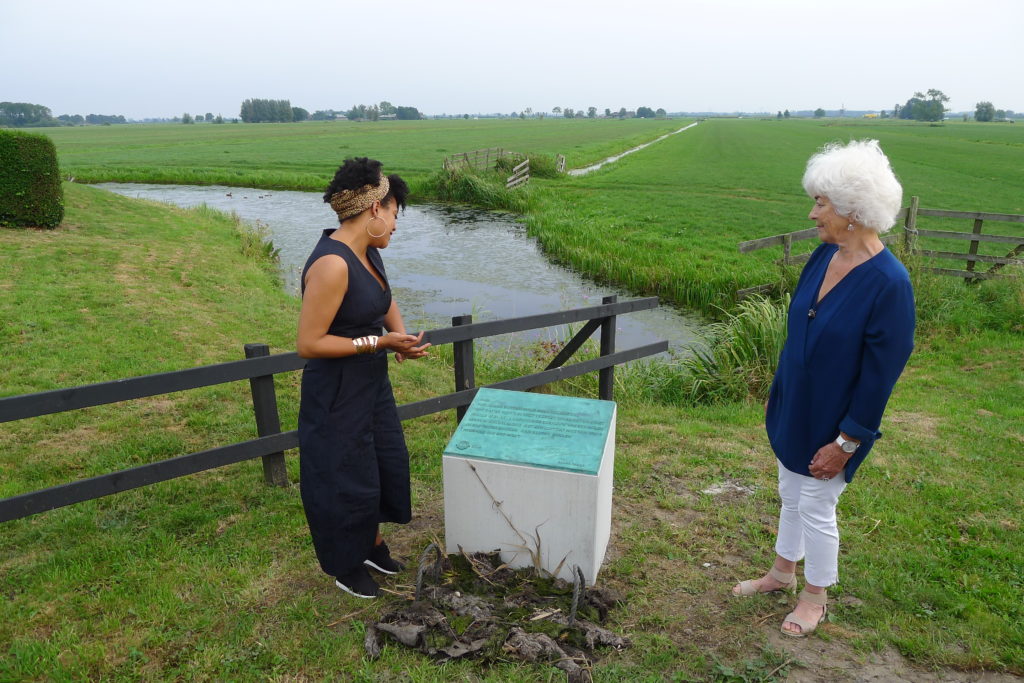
835,434,860,454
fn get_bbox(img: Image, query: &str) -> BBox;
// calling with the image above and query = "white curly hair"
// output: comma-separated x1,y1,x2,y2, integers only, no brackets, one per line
802,139,903,233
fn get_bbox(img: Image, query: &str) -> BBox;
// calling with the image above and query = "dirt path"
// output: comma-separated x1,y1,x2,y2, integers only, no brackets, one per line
772,633,1020,682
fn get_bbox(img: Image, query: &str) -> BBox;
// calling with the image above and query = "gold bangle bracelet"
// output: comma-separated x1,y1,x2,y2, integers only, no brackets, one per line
352,335,379,355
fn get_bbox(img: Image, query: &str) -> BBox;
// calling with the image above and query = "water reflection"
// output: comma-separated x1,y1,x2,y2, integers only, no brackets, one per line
95,183,701,355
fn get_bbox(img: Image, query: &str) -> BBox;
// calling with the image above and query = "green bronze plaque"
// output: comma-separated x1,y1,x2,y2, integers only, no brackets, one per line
444,388,615,475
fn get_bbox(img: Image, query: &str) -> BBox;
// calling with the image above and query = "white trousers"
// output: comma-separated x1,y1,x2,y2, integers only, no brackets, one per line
774,461,848,588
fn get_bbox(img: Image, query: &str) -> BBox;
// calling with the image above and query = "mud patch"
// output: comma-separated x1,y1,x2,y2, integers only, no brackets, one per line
768,635,1022,682
702,480,756,497
365,551,629,681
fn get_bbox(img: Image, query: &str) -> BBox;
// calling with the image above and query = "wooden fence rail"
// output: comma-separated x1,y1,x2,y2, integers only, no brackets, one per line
736,197,1023,296
506,159,530,189
443,147,520,172
0,297,666,523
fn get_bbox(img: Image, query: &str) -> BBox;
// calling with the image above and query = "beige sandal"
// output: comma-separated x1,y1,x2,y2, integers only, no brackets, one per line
732,567,797,597
781,588,828,637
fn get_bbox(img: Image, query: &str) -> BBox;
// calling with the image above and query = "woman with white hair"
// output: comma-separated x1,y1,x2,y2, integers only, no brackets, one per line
731,139,915,637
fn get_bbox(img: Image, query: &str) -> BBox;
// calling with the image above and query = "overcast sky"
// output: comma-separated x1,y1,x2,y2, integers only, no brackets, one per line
3,0,1021,119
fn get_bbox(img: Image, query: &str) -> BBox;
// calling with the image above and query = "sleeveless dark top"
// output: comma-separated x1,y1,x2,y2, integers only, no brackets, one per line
300,229,391,339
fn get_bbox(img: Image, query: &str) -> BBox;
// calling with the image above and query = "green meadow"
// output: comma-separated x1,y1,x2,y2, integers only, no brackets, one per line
526,118,1024,311
41,117,683,191
2,118,1022,680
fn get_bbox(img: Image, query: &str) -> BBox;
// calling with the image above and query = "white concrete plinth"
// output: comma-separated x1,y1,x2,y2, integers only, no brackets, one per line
441,389,616,585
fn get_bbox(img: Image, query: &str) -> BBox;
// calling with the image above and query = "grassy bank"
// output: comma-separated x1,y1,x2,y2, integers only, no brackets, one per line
40,118,685,193
524,118,1024,313
2,119,1023,679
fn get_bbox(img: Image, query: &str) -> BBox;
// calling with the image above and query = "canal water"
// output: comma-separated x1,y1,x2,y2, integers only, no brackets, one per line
95,183,701,355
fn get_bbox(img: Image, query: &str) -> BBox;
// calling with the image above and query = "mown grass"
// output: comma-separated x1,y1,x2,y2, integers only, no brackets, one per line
3,119,1023,679
39,118,684,193
523,118,1024,313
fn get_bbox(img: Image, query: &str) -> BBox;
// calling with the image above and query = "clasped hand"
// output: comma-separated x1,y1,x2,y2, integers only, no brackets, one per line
382,331,431,363
808,441,850,481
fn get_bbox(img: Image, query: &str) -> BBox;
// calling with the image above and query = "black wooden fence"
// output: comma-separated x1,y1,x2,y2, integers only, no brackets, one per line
0,296,666,523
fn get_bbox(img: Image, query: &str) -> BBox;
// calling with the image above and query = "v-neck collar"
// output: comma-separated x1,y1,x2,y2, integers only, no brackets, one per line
325,230,388,293
813,244,885,307
799,244,886,363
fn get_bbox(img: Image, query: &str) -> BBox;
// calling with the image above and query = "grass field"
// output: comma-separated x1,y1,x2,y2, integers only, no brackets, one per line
524,118,1024,312
40,118,685,192
2,119,1023,680
41,117,1024,315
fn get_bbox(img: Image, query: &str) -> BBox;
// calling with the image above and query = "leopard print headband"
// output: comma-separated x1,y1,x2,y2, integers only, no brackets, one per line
329,174,390,220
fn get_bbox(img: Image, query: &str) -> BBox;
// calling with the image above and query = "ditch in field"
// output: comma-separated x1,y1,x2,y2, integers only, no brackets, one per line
95,183,703,355
568,122,700,176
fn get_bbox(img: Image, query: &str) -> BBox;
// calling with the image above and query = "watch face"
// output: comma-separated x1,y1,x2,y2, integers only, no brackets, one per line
841,441,857,453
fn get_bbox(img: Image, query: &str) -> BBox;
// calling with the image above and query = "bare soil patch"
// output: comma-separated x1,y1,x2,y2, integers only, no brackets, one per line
364,550,629,682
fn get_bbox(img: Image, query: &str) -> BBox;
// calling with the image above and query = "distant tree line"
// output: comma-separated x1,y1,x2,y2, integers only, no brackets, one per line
635,106,665,118
236,99,421,122
1,102,131,127
393,106,422,120
894,89,949,122
1,103,57,127
239,99,308,123
311,109,344,120
180,113,230,124
974,102,1014,122
550,106,666,119
84,114,126,125
344,101,421,121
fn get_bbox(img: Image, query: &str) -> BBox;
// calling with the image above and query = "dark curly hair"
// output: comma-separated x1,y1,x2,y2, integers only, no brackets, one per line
322,157,409,220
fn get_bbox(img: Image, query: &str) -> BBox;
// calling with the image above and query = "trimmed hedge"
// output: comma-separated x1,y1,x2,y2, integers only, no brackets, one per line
0,129,64,228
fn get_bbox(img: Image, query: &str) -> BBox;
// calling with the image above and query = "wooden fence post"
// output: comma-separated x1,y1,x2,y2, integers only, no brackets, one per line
599,296,617,401
966,218,984,275
452,315,475,423
901,195,919,254
244,343,289,487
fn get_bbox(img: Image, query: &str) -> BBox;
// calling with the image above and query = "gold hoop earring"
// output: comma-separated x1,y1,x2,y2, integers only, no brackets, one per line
367,216,387,239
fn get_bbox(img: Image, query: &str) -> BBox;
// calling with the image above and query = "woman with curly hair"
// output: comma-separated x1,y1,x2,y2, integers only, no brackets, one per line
296,157,430,598
732,140,915,636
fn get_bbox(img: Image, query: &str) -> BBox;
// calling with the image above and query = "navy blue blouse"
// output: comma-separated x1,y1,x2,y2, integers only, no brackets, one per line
766,243,915,482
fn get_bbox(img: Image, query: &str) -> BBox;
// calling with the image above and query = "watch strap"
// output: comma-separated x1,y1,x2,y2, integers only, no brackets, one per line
835,435,859,453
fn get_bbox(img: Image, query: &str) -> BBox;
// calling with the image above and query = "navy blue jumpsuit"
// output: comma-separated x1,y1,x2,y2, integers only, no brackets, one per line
298,229,411,579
